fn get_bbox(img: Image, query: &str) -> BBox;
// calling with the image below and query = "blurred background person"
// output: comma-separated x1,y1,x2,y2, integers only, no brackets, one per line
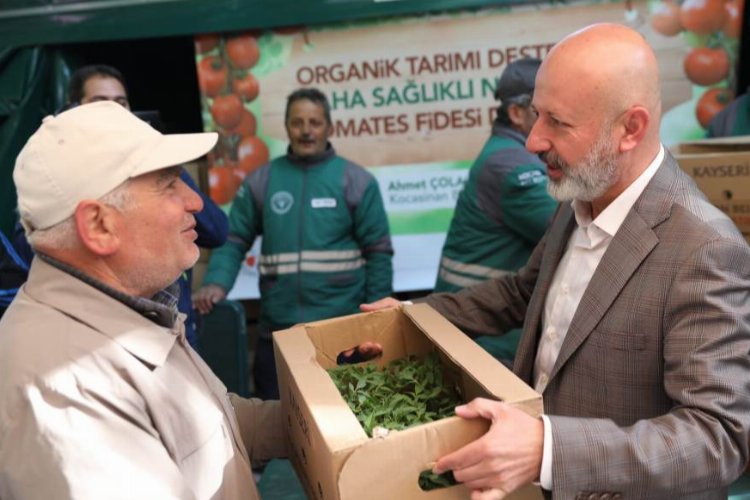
0,229,27,319
707,88,750,137
194,87,393,400
435,58,557,365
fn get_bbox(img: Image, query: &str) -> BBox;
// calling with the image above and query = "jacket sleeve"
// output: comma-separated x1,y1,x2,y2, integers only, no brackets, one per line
229,394,288,467
179,170,229,249
498,164,557,243
548,236,750,498
424,222,545,337
352,178,393,302
201,180,260,292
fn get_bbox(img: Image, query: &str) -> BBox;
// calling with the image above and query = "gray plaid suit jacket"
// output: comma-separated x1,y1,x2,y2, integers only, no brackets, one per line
426,153,750,499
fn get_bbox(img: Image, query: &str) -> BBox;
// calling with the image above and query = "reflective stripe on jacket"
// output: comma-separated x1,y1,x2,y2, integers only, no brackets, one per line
203,145,393,334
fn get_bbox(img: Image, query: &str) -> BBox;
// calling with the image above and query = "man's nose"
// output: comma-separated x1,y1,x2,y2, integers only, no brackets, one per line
525,121,548,154
300,121,315,135
180,178,204,213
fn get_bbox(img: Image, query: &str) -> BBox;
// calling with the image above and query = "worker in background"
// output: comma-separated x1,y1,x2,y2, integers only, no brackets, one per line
707,88,750,137
435,58,557,365
194,87,393,400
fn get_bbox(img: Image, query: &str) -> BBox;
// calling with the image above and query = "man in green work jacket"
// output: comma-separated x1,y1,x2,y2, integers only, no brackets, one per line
195,87,393,399
707,89,750,137
435,58,558,364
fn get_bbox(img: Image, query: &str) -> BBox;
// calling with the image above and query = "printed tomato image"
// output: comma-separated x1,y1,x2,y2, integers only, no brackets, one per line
208,166,240,205
197,56,228,97
680,0,726,35
696,88,734,128
683,47,729,86
224,108,257,138
210,94,244,129
194,34,219,54
226,34,260,70
237,136,270,174
651,0,683,36
723,0,744,38
232,73,260,102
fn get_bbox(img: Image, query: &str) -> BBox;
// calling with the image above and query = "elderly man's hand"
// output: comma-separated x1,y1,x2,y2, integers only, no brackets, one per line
193,284,227,315
359,297,403,313
337,341,383,364
434,398,544,500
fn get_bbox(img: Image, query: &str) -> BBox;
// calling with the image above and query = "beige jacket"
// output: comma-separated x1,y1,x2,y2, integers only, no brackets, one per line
427,154,750,499
0,258,286,499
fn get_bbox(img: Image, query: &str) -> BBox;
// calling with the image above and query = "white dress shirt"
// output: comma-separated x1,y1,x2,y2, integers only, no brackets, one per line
537,145,665,489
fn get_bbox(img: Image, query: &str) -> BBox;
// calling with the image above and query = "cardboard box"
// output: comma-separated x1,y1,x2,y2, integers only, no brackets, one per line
273,303,544,500
673,136,750,237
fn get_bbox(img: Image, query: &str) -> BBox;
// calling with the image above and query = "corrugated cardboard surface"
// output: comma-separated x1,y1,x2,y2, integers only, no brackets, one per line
673,136,750,235
273,304,543,500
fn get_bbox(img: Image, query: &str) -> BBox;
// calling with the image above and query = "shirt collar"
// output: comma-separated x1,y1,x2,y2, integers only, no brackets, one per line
26,257,180,368
38,252,180,329
572,144,664,237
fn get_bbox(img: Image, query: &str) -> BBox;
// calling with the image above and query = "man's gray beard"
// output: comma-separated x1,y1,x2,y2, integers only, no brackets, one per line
546,132,620,202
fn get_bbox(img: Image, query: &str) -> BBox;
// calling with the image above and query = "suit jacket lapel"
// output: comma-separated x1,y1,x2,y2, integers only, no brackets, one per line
546,156,679,385
547,211,658,382
515,204,577,383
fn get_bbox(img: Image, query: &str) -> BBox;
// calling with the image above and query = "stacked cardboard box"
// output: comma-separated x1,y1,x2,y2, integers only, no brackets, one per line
673,136,750,242
273,303,543,500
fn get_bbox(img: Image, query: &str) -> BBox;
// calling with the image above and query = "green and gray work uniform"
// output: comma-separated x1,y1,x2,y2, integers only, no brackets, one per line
435,122,557,361
707,93,750,137
203,144,393,398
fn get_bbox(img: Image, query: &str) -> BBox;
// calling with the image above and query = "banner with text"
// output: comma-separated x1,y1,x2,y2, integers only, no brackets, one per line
195,0,740,297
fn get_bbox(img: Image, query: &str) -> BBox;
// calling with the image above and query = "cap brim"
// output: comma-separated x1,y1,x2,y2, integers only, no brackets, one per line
135,132,219,176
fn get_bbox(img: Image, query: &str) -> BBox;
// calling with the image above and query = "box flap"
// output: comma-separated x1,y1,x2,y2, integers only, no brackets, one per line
338,417,542,500
403,303,542,416
274,325,369,449
674,135,750,154
304,307,432,369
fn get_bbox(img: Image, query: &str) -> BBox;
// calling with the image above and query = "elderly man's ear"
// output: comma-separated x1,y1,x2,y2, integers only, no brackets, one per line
74,201,121,256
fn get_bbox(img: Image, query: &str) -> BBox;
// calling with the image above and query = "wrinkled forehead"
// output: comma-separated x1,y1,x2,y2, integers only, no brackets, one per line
288,99,327,119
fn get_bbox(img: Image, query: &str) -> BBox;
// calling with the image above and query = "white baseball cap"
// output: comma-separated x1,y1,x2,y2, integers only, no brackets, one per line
14,101,218,232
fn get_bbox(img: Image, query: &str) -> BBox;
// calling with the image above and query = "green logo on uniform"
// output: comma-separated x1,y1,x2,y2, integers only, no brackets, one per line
271,191,294,214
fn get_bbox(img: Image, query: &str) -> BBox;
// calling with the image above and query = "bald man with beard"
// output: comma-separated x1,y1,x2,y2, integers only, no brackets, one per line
363,23,750,499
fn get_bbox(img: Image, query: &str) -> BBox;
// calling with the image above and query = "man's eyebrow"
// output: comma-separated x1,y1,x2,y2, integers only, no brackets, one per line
156,166,182,185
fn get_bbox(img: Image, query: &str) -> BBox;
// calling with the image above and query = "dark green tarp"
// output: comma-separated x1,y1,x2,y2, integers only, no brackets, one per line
0,0,514,47
0,48,69,234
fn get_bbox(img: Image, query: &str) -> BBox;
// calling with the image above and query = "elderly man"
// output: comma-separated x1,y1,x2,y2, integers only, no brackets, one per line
365,23,750,499
0,102,285,499
6,64,228,347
